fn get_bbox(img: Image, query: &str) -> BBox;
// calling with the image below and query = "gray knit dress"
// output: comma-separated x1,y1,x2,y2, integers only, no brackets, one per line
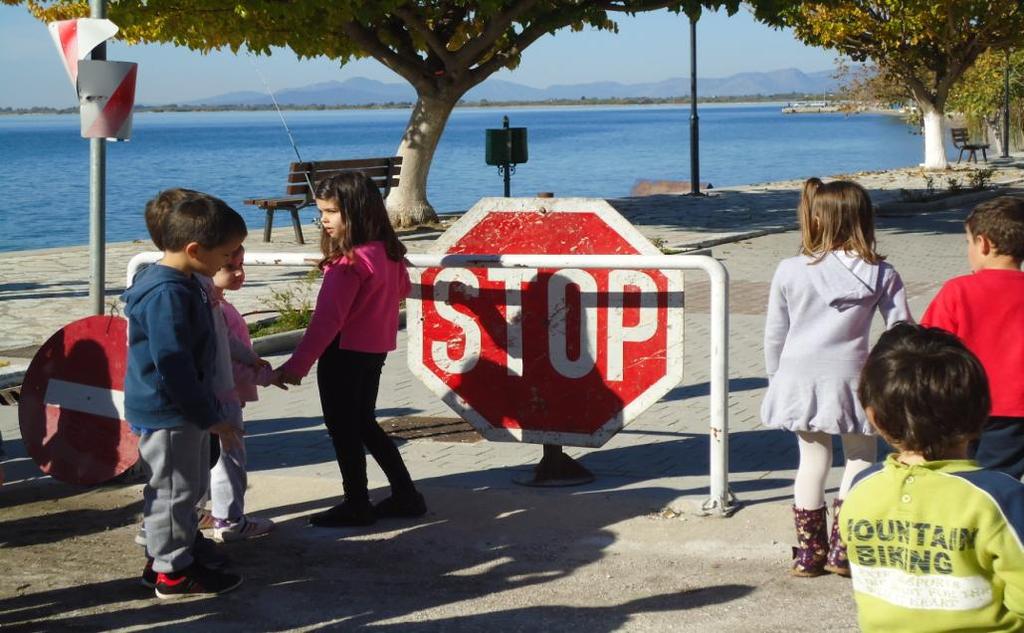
760,252,912,435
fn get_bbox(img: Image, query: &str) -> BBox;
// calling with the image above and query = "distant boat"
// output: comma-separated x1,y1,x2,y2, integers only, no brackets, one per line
782,100,840,114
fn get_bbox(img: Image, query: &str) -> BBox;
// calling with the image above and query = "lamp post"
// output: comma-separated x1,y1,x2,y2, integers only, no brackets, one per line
1003,50,1011,159
89,0,107,315
688,12,702,196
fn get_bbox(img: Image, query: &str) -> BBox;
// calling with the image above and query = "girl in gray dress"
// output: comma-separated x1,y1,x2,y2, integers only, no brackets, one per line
761,180,911,577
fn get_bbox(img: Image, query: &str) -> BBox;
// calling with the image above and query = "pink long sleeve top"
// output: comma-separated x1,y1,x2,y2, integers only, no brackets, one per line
282,241,411,378
219,298,273,404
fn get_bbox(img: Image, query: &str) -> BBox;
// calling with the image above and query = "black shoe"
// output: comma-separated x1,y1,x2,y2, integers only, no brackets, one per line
374,491,427,518
309,502,376,527
193,532,230,569
154,562,243,599
140,558,157,589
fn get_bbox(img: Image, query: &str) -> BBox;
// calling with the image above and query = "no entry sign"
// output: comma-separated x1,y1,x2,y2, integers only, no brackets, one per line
18,315,137,485
408,198,683,447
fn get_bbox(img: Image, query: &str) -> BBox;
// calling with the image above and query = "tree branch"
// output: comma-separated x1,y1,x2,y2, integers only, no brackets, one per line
465,4,593,88
393,5,455,68
453,0,542,67
340,21,429,91
604,1,679,13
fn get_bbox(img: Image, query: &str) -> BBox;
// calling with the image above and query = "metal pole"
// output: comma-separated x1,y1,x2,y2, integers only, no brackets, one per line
688,14,701,196
1004,50,1012,159
89,0,107,315
503,115,511,197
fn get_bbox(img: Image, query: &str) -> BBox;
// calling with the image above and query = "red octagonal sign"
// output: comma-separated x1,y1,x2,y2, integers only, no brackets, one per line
408,198,683,447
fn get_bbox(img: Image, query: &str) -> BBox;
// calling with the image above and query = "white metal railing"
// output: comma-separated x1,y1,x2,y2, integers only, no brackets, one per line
126,251,735,516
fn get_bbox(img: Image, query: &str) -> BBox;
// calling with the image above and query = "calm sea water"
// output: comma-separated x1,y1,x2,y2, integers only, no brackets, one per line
0,104,943,252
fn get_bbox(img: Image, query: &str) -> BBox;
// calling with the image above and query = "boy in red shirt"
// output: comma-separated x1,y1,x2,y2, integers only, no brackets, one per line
921,196,1024,477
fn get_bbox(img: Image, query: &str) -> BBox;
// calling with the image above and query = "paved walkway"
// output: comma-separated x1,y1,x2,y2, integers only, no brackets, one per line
2,161,1023,630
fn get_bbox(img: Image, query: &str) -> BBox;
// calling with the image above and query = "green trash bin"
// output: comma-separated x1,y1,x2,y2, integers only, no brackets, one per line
485,126,528,166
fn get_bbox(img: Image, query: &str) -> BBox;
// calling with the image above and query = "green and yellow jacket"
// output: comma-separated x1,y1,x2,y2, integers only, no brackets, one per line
843,455,1024,632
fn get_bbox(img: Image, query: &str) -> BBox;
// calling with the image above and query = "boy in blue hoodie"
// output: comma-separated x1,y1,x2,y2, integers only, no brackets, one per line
123,191,247,598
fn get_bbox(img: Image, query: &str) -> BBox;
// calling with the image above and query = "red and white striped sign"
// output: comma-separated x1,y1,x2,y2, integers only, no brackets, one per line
47,18,137,140
77,60,137,139
18,315,137,485
47,18,119,87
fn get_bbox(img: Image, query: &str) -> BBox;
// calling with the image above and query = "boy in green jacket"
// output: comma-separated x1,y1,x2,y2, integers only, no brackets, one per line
844,322,1024,632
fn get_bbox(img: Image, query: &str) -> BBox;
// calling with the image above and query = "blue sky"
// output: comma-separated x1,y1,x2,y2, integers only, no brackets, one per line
0,4,836,108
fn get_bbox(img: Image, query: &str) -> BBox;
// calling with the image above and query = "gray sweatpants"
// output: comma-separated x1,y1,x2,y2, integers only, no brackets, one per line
139,425,210,573
210,438,247,521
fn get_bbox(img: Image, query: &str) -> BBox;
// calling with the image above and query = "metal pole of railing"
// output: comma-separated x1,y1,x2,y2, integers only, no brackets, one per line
124,251,735,514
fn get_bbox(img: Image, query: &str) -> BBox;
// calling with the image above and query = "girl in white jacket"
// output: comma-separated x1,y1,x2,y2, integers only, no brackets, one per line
761,180,911,577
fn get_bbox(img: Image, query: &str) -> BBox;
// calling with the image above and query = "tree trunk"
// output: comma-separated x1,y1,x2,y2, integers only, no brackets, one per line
985,116,1005,156
386,92,458,227
921,106,949,170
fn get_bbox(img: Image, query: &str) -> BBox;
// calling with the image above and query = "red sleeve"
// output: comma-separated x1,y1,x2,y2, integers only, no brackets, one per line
920,282,959,335
281,264,360,378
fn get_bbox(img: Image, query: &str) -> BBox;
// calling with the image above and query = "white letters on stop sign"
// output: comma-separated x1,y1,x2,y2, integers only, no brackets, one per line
606,270,659,380
547,268,599,379
487,268,538,376
431,268,481,373
431,267,660,381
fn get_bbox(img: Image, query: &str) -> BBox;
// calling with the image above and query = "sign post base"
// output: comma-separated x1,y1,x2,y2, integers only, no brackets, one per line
513,444,595,487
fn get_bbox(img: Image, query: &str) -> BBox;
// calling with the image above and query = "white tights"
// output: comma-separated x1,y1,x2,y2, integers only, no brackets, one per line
793,431,877,510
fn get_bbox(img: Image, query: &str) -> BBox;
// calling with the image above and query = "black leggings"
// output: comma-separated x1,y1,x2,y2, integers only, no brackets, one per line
316,341,415,505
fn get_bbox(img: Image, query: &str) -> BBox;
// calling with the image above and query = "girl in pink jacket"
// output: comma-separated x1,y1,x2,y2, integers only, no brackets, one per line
208,245,276,542
277,172,424,528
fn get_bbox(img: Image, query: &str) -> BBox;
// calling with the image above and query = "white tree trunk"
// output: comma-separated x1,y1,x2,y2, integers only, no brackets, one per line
921,107,949,170
386,94,457,227
985,118,1005,156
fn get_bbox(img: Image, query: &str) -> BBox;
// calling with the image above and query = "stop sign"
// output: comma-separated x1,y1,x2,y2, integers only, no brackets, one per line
18,315,138,485
408,198,683,447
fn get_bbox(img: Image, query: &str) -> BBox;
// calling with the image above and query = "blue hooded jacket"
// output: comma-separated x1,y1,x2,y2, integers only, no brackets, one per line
122,263,222,430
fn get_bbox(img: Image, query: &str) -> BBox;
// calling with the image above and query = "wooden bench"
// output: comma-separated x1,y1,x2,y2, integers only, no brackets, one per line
951,128,989,164
244,156,402,243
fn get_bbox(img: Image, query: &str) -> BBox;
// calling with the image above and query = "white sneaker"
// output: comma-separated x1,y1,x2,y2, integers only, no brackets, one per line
212,515,274,542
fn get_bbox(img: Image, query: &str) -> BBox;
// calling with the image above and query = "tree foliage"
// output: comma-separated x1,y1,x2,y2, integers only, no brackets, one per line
777,1,1024,168
947,49,1024,151
780,1,1024,110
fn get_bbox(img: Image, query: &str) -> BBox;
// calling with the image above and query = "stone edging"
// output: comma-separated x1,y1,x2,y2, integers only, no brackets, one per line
875,185,1018,216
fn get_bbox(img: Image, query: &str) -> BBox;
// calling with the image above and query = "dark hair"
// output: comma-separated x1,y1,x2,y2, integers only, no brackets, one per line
965,196,1024,261
314,172,406,269
803,180,882,264
144,188,201,250
161,193,247,252
858,322,990,460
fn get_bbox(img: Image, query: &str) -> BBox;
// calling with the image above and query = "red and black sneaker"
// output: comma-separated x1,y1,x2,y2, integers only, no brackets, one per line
154,562,243,599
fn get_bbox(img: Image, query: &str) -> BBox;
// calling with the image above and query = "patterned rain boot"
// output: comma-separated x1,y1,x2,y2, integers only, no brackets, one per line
791,505,828,577
824,498,851,577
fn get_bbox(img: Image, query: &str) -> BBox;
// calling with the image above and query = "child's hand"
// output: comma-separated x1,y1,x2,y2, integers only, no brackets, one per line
210,422,243,452
251,357,272,370
280,368,303,386
266,364,294,389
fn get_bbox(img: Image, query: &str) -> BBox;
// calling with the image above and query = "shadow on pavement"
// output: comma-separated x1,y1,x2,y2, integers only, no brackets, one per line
0,482,756,631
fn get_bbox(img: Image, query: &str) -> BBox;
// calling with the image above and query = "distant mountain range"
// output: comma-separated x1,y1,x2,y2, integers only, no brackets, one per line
189,68,839,106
